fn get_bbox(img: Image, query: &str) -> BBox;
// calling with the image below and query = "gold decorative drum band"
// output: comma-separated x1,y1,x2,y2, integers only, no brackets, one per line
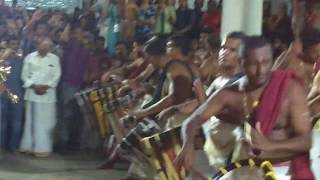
75,84,121,138
140,126,205,180
211,158,277,180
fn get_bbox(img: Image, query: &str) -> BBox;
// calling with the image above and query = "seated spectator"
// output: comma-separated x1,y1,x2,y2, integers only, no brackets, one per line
173,0,193,36
200,0,221,34
84,36,112,87
155,0,176,36
135,0,156,42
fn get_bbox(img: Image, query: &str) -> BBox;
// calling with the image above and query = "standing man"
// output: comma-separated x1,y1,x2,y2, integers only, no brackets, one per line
174,0,193,36
20,39,61,157
188,0,204,39
57,24,89,151
0,35,24,152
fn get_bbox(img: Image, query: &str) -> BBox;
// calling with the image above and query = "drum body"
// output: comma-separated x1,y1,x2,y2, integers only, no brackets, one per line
212,159,277,180
137,125,276,180
139,126,205,180
75,84,121,138
119,118,161,153
104,92,140,144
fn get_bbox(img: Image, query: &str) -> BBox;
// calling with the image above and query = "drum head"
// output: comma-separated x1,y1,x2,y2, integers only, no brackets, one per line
219,167,264,180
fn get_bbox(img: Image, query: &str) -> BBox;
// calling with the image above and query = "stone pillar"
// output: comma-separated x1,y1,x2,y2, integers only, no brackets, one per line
220,0,263,39
220,0,244,39
242,0,263,36
270,0,289,15
66,0,83,14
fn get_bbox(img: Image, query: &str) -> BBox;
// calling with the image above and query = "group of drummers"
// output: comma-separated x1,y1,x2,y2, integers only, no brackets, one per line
76,28,320,179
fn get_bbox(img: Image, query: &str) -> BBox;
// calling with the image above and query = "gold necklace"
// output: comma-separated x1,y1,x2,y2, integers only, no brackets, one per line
243,91,259,121
242,90,262,156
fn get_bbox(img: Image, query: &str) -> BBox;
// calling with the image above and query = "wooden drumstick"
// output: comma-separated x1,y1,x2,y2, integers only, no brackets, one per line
244,121,252,143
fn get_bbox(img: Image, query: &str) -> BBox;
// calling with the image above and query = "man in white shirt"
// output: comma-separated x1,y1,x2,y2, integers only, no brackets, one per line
20,38,61,157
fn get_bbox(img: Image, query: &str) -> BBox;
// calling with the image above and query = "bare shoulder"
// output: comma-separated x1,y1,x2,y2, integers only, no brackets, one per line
166,61,186,70
166,61,192,77
285,79,307,118
286,75,312,134
208,84,240,105
287,78,307,103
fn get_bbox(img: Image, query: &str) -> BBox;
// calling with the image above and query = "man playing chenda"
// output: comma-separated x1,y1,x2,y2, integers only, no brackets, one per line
176,36,314,179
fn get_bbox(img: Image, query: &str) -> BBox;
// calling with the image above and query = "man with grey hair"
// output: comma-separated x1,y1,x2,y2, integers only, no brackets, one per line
20,38,61,157
158,31,246,127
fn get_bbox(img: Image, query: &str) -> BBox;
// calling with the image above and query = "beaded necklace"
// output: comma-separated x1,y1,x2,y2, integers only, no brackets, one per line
243,90,259,121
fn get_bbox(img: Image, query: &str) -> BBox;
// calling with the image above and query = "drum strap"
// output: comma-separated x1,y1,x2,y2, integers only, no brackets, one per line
225,152,233,167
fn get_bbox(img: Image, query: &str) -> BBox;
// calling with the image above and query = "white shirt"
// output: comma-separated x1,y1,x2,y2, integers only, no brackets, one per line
21,52,61,103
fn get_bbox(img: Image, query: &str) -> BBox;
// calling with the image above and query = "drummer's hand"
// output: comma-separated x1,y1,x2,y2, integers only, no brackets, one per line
250,122,273,152
101,72,111,82
175,141,195,171
121,114,137,128
193,78,206,103
110,74,123,82
125,79,140,90
117,85,131,96
127,110,145,120
156,106,176,122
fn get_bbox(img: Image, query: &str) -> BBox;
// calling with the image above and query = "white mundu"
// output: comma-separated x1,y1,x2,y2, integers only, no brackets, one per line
202,76,239,169
20,51,61,154
311,122,320,180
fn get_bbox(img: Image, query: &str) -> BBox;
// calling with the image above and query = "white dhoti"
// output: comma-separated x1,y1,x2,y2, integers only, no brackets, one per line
20,52,61,154
20,101,57,153
203,118,239,170
311,120,320,179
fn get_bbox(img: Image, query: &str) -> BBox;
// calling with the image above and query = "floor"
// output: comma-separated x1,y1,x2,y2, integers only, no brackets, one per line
0,141,307,180
0,151,126,180
0,150,213,180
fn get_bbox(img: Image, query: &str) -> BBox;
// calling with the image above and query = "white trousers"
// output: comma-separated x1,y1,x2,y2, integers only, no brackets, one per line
20,101,57,153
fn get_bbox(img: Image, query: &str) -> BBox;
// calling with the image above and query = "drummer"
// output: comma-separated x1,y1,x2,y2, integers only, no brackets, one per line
176,36,314,179
99,35,197,178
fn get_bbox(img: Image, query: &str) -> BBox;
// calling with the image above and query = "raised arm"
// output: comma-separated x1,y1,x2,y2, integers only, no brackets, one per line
23,10,44,36
60,24,71,43
272,49,290,70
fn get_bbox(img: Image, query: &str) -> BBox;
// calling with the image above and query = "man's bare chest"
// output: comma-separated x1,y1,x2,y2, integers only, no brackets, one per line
222,92,289,130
